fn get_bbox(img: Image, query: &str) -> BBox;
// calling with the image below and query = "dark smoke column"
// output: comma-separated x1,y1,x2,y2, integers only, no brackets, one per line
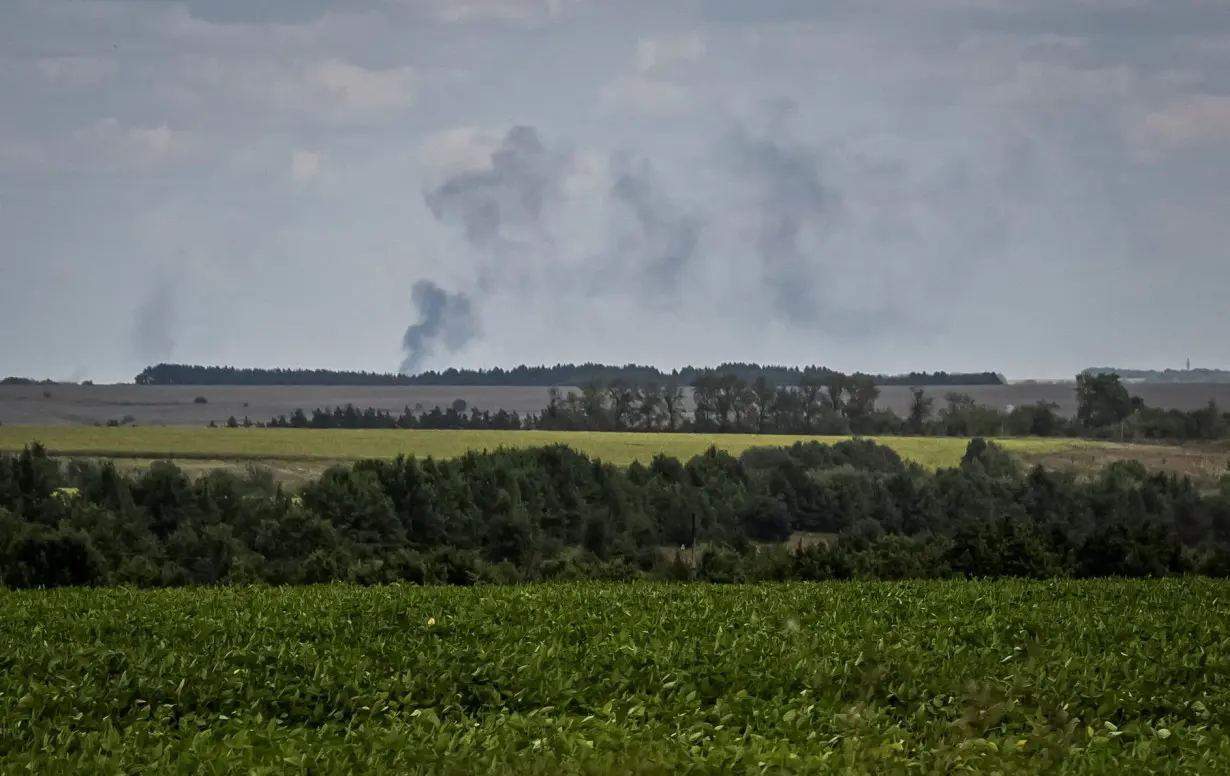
399,280,478,375
401,125,567,375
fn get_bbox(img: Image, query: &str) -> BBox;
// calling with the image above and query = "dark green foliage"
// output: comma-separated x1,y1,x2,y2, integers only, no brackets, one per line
0,518,103,589
697,542,745,583
4,437,1230,589
961,437,1022,479
740,496,791,542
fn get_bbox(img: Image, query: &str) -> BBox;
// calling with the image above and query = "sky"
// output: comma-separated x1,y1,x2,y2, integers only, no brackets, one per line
2,0,1229,383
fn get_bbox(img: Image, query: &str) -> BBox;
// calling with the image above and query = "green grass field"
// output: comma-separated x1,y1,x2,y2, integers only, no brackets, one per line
3,580,1227,773
0,425,1100,469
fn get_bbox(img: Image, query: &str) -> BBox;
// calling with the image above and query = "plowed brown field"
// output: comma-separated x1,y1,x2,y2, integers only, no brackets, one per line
2,382,1228,427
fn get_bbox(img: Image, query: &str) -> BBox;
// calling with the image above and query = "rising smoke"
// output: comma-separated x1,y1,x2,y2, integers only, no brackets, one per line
423,125,569,258
719,106,914,340
399,280,479,375
607,153,701,299
130,268,177,364
405,125,571,373
721,123,833,322
404,105,947,372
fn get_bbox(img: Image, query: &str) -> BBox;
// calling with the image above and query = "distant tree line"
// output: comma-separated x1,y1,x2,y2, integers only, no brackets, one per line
134,365,416,386
134,362,1006,388
224,372,1230,443
3,438,1230,589
1082,367,1230,383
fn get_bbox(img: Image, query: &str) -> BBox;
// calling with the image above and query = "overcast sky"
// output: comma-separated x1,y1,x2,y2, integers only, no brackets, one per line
2,0,1228,382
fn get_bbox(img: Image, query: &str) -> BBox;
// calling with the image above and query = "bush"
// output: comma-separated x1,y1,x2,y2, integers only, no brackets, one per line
1,523,104,589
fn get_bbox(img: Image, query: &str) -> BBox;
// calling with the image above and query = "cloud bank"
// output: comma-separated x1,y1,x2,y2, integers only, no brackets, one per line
2,0,1229,381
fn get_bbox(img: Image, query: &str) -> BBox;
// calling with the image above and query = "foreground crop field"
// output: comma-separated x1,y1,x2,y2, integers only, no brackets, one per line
0,425,1099,469
3,581,1228,773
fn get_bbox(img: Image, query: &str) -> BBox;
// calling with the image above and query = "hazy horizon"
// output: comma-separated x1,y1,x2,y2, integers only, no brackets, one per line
4,0,1229,384
12,359,1227,387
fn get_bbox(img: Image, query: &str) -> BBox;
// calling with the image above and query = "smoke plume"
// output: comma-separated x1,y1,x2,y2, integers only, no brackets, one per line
399,280,479,375
723,124,832,321
720,108,912,339
423,125,569,255
407,110,936,366
131,268,177,364
608,154,701,297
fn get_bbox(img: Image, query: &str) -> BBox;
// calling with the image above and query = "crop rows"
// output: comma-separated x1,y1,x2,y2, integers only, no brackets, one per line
3,580,1229,773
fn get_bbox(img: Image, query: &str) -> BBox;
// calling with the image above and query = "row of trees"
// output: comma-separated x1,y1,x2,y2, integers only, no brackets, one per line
537,371,1230,440
3,438,1230,589
134,362,1005,388
220,372,1230,442
215,402,527,431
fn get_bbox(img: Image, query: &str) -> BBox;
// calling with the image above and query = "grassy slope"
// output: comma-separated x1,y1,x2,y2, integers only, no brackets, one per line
0,426,1100,469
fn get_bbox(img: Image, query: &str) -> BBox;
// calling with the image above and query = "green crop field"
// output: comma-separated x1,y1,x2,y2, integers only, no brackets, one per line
3,580,1228,773
0,425,1100,469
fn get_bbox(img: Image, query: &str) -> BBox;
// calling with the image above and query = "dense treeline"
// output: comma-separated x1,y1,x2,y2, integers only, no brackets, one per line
135,365,417,386
134,362,1005,387
3,438,1230,589
229,372,1230,443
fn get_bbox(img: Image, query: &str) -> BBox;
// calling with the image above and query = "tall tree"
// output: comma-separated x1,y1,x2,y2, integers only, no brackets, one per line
1075,373,1135,430
907,388,934,434
606,380,640,431
580,382,609,429
750,376,778,434
660,383,685,432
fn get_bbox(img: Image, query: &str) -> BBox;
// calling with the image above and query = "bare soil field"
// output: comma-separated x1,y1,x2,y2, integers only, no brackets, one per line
0,385,556,427
1020,441,1230,484
2,381,1229,427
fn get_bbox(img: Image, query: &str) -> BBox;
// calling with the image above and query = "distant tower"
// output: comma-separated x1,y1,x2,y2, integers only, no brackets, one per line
1187,357,1191,370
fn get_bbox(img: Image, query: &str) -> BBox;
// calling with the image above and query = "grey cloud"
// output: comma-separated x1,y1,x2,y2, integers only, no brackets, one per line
699,0,1230,33
697,0,856,24
5,0,1230,379
171,0,585,28
178,0,376,25
957,4,1230,39
400,280,480,375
